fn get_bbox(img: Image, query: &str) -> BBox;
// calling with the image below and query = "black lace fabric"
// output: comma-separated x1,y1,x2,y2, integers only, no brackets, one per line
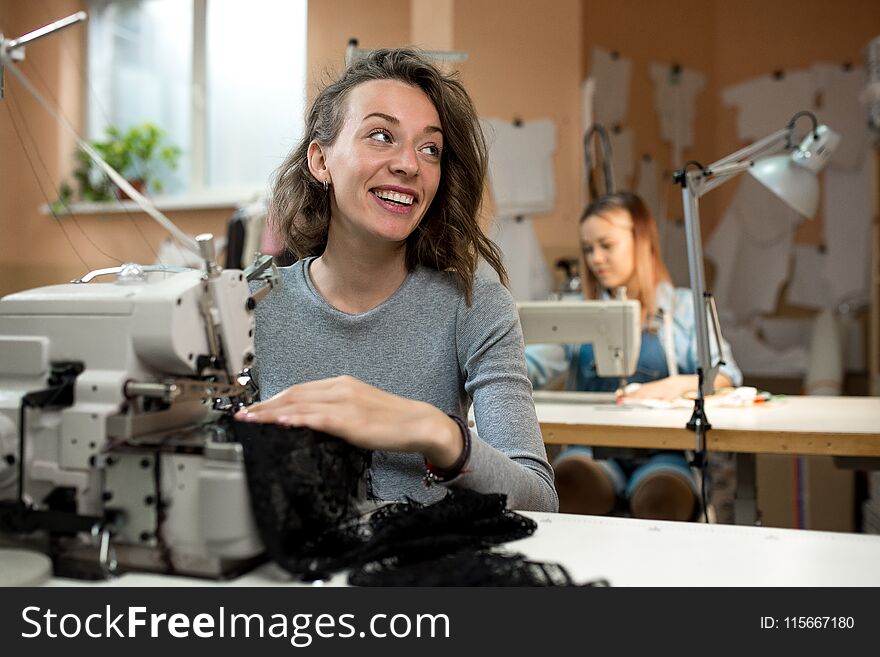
295,488,539,580
349,550,576,586
233,421,605,586
233,421,372,570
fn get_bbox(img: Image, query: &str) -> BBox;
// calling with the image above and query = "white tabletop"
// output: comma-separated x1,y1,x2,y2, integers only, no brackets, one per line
46,511,880,587
512,512,880,586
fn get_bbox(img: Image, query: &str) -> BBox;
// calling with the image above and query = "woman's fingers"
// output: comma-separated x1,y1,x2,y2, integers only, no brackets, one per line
244,375,360,414
234,375,441,454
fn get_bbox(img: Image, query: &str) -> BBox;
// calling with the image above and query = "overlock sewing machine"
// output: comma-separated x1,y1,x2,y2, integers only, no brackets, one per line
0,236,278,579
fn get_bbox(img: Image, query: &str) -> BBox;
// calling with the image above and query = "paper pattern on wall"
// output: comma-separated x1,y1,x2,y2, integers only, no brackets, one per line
722,322,807,377
635,156,692,284
649,63,705,164
823,153,875,306
721,70,816,142
786,244,833,309
609,127,634,191
635,156,661,220
481,215,553,302
813,63,868,171
706,176,801,322
658,217,690,288
589,46,632,126
755,316,813,352
482,118,557,217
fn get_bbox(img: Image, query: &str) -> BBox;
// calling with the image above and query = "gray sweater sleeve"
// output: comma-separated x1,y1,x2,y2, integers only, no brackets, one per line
443,276,558,512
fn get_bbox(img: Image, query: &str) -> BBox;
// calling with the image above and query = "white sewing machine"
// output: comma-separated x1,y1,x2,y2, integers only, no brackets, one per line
0,236,277,579
517,299,641,405
0,15,287,580
518,299,641,377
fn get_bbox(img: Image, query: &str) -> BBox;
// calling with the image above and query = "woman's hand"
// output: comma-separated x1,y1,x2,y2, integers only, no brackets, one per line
235,375,463,468
618,373,733,402
618,374,696,402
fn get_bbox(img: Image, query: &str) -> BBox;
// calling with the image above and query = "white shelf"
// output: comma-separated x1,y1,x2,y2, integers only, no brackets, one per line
40,188,264,216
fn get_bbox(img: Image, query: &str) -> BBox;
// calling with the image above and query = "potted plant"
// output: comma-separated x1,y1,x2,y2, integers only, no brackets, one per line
59,122,181,204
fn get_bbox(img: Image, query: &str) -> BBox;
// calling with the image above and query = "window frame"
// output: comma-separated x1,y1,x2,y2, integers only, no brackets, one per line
84,0,303,203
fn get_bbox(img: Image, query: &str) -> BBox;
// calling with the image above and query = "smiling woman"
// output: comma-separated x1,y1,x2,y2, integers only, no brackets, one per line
238,48,558,513
308,79,443,254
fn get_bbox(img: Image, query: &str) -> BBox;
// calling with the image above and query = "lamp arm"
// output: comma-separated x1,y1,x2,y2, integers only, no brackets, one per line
680,181,718,399
3,11,87,51
698,163,753,196
705,126,792,171
678,126,792,395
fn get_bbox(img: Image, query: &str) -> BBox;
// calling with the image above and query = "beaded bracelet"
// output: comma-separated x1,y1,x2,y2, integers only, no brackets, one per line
423,414,472,487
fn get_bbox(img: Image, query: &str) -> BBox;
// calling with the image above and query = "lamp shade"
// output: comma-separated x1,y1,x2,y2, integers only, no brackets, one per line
747,124,840,219
748,155,820,218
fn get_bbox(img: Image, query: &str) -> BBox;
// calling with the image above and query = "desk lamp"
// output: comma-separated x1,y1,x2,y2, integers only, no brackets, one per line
673,110,839,457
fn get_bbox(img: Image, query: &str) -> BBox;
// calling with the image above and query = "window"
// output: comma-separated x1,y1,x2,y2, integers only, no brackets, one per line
87,0,307,197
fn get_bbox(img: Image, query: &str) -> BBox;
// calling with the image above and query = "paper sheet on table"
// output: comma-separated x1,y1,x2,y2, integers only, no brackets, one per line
649,62,705,164
813,63,868,170
722,70,816,142
481,214,553,302
482,118,557,217
590,46,632,126
823,154,874,306
786,244,833,309
705,177,800,322
620,386,772,410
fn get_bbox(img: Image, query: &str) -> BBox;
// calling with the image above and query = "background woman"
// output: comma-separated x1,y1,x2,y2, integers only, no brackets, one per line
526,192,741,520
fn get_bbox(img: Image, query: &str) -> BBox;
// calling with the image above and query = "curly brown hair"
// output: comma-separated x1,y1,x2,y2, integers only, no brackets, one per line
270,47,507,303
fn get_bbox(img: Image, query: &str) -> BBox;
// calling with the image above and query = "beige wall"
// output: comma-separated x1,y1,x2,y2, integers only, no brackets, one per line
306,0,410,97
456,0,582,268
2,0,879,298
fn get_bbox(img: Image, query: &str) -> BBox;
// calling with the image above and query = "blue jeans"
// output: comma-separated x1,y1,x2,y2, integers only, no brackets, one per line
553,446,699,502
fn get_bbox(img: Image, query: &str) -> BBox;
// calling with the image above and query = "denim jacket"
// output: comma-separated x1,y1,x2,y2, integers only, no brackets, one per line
525,282,743,391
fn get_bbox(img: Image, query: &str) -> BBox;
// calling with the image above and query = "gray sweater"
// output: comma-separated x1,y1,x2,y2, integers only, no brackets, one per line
252,257,558,512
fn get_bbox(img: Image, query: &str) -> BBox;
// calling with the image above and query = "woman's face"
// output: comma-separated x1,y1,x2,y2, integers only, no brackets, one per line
580,210,635,291
312,79,443,247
